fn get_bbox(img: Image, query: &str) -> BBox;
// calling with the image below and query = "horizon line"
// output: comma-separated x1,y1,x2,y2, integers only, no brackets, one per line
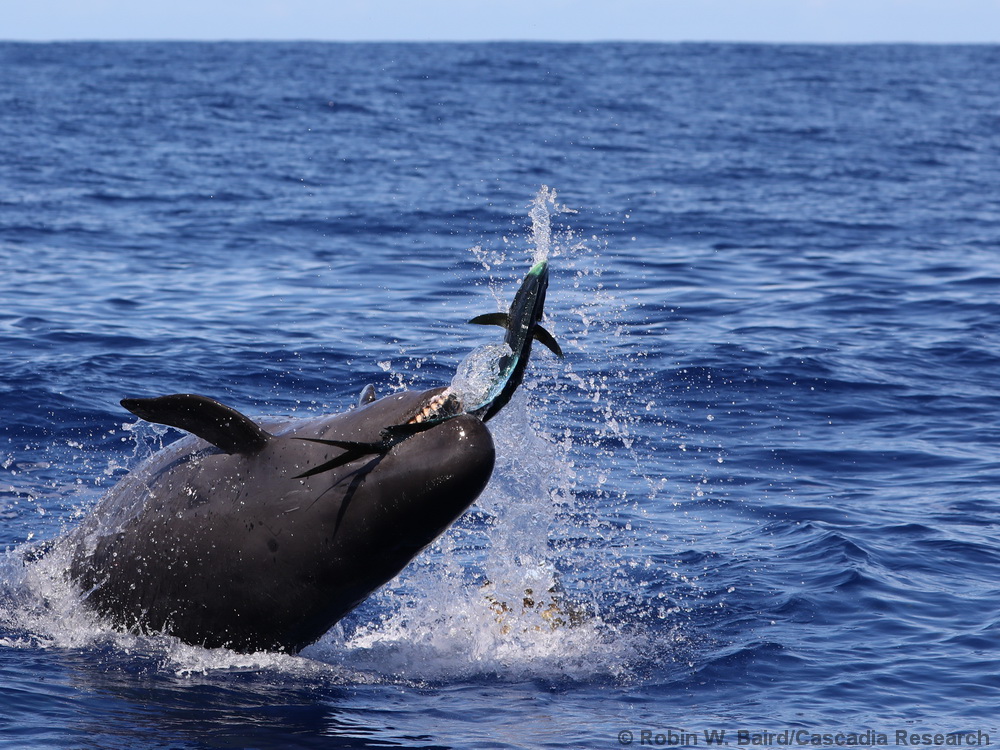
4,38,1000,45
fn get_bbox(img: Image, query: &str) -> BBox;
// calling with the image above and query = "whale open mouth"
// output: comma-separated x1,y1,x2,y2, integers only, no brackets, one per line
407,389,465,426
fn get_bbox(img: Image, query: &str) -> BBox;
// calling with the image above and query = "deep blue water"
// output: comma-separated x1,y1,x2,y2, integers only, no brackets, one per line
2,41,1000,749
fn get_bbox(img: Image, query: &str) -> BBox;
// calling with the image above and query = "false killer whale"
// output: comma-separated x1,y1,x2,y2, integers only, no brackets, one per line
55,260,561,653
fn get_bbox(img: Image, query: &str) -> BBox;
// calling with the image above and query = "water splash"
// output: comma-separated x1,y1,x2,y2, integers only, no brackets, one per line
0,540,368,682
528,185,576,265
449,342,512,410
1,187,692,683
310,187,687,683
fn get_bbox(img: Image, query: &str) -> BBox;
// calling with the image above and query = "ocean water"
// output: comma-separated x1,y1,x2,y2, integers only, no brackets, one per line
2,41,1000,749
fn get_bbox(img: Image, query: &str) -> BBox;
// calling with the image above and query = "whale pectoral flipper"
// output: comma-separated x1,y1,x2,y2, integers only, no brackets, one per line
121,394,271,454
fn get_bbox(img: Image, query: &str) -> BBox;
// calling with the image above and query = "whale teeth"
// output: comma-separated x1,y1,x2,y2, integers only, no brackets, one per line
408,390,463,425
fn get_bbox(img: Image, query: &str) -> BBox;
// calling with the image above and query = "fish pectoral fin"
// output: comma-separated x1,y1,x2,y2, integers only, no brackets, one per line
468,312,510,328
470,312,562,357
533,325,564,358
121,394,270,455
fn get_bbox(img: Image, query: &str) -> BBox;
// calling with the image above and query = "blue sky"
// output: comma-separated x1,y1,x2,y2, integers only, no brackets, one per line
4,0,1000,43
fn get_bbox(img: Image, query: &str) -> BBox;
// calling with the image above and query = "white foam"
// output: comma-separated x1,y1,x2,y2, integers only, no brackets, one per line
0,543,364,682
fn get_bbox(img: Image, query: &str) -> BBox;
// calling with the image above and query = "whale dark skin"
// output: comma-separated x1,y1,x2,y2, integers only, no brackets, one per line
55,260,559,654
62,387,494,653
